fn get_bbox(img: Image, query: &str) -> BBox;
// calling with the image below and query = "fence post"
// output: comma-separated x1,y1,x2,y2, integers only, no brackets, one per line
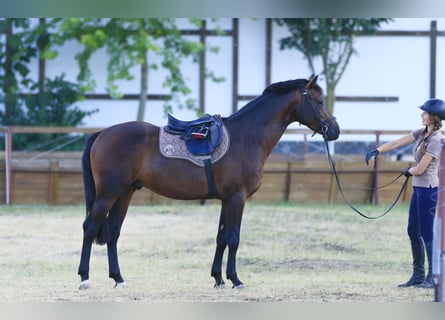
303,133,308,159
370,131,381,205
435,139,445,301
48,160,60,205
284,162,291,202
5,127,12,205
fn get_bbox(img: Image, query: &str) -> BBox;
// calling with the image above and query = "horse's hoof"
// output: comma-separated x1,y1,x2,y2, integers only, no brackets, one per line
79,280,91,290
214,283,225,289
114,281,127,289
232,284,245,289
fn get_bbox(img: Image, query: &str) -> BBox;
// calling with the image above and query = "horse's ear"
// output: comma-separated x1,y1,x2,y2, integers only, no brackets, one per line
306,74,318,89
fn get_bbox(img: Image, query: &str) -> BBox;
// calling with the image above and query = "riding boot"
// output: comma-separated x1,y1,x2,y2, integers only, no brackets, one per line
398,240,425,287
417,241,435,288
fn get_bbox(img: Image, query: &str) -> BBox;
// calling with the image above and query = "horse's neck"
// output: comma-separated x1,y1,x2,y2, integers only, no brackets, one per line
230,95,291,158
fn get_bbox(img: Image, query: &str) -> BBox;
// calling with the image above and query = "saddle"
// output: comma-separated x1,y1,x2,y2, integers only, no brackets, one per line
164,113,224,156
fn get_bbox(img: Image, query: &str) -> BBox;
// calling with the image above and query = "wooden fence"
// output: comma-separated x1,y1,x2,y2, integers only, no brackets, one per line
0,126,415,206
0,153,413,206
252,154,413,204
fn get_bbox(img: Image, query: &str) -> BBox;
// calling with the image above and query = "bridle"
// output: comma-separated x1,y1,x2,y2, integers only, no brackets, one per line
300,85,409,219
300,85,336,138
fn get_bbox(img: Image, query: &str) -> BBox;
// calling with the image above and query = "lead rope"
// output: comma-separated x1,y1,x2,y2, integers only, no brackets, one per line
323,138,410,220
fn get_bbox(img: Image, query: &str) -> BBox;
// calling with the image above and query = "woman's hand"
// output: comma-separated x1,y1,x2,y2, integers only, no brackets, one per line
365,149,379,165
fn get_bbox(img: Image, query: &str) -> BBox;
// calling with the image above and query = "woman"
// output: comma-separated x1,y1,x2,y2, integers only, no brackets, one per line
365,98,445,288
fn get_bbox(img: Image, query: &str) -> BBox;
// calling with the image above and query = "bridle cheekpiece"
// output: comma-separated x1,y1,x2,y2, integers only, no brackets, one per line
300,84,336,139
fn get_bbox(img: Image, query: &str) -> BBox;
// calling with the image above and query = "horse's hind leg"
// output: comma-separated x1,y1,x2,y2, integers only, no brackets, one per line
78,198,113,289
106,187,136,288
78,218,96,289
224,193,245,288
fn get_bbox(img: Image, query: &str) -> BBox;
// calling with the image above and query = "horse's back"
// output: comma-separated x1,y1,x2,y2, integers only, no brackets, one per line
89,121,159,183
100,120,158,137
93,121,159,152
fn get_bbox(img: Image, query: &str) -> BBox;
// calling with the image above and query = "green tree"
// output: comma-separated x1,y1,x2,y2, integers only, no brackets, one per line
0,18,96,150
56,18,224,120
0,19,36,125
275,18,391,113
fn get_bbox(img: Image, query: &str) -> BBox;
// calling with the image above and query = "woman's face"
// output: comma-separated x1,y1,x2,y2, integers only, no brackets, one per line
421,111,433,126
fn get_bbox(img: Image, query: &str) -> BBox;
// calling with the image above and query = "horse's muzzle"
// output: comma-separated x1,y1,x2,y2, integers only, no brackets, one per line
324,119,340,141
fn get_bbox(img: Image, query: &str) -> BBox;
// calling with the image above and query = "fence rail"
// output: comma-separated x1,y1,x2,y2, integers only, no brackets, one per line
0,126,415,206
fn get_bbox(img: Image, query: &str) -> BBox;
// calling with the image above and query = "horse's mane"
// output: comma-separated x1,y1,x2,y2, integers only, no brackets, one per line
228,79,311,120
262,79,308,95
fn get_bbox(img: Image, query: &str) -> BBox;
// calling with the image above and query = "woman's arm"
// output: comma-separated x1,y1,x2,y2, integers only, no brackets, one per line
377,133,415,153
408,153,434,176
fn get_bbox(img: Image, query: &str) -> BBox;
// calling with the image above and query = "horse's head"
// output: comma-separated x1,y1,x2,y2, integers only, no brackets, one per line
296,75,340,141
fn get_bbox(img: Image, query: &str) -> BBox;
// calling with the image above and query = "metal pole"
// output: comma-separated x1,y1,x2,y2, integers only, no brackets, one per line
435,139,445,301
199,19,206,114
265,18,272,87
429,20,437,99
231,18,239,114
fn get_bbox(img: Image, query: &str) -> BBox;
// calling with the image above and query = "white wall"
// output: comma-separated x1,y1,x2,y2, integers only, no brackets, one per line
4,18,445,142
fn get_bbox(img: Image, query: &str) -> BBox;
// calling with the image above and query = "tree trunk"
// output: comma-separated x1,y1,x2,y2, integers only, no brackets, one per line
137,52,148,121
325,83,336,115
3,19,15,121
38,18,46,95
325,81,336,154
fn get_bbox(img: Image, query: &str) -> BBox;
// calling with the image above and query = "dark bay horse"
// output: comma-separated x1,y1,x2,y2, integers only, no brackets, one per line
77,75,340,290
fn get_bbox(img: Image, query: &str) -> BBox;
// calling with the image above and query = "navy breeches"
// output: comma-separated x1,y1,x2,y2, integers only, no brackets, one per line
407,186,437,243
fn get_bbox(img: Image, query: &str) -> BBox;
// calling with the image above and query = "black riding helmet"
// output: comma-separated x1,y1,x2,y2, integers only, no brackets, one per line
419,98,445,120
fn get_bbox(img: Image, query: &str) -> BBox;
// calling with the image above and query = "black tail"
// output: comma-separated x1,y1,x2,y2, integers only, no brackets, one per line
82,131,110,245
82,132,100,217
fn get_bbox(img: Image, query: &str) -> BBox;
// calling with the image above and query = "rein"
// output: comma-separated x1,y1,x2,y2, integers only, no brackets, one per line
322,137,410,219
299,83,408,219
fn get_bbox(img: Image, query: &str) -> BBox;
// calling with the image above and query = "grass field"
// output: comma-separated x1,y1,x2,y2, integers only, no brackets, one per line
0,202,436,302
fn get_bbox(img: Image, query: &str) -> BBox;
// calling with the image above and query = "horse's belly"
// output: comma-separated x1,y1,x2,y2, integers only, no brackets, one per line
142,161,211,200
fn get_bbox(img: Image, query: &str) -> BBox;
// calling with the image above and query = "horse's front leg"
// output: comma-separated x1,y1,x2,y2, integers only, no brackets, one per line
211,193,246,288
226,221,244,288
211,210,227,288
